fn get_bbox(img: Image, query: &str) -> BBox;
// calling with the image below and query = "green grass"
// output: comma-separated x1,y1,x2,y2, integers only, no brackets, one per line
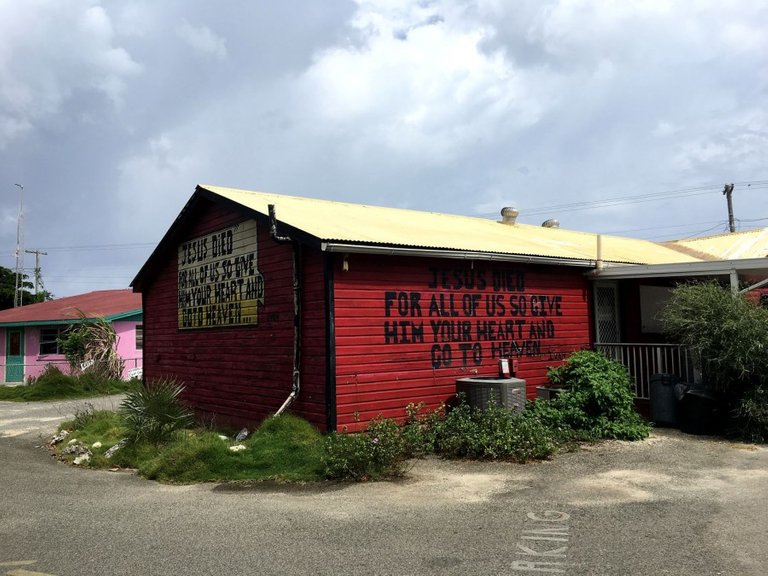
56,411,326,483
0,367,136,402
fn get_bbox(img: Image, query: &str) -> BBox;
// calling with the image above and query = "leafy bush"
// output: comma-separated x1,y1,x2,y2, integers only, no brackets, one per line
730,386,768,443
323,416,411,481
661,282,768,442
58,315,125,380
544,350,651,440
400,401,444,457
661,282,768,396
120,378,194,444
430,398,557,461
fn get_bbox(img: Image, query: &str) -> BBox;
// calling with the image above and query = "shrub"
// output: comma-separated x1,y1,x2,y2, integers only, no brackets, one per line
661,282,768,396
431,398,557,461
120,378,195,444
323,416,410,481
58,315,125,381
730,386,768,443
400,401,444,457
544,350,651,440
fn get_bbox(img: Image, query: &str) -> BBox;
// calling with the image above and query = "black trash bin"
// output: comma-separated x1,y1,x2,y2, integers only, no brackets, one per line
678,389,721,435
649,373,683,427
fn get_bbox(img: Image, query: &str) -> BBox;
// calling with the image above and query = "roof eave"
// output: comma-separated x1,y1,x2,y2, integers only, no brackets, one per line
0,309,142,328
320,242,600,267
588,257,768,280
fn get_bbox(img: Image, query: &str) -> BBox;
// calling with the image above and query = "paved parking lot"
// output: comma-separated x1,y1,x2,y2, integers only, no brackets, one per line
1,398,766,576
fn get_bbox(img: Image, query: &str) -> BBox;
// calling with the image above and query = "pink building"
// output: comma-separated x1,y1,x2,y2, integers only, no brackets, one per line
0,289,142,383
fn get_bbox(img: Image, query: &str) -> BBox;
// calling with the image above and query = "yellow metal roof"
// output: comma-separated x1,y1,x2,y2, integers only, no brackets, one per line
201,185,702,266
664,228,768,260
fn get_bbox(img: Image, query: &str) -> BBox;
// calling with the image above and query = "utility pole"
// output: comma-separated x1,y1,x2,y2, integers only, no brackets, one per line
13,183,24,307
25,249,47,298
723,183,735,233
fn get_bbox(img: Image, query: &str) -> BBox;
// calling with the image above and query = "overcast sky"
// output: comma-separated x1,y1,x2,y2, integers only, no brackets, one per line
1,0,767,298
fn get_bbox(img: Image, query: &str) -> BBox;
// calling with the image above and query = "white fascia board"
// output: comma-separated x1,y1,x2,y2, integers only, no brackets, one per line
588,257,768,279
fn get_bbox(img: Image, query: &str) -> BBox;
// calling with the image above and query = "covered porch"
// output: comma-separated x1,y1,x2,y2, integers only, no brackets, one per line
588,257,768,405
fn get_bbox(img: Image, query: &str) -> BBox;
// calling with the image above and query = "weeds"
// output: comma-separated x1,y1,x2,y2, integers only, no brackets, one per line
0,365,133,401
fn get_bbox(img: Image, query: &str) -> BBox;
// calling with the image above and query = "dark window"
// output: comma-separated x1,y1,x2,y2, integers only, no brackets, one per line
39,327,65,355
135,325,143,350
9,331,21,356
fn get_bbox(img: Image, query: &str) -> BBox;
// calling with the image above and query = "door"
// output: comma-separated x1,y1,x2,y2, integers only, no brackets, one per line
5,328,24,383
593,282,620,343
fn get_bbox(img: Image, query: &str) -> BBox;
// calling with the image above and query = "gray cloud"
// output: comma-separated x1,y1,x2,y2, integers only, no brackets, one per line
0,0,766,297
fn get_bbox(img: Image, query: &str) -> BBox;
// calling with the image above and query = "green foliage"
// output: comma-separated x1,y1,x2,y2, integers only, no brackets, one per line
0,365,133,401
58,329,88,367
0,265,42,309
544,350,651,440
661,282,768,396
730,386,768,443
60,411,325,482
119,379,195,444
323,416,411,481
59,315,125,380
428,398,557,460
323,397,558,481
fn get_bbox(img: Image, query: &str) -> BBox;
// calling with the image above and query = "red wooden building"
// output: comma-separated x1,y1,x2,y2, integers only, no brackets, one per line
131,185,768,432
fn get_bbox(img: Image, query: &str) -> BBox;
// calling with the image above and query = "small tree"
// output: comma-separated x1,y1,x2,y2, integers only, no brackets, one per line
660,282,768,396
59,313,125,380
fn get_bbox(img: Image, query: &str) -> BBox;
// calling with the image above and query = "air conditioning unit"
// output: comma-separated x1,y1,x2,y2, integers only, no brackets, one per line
455,376,527,412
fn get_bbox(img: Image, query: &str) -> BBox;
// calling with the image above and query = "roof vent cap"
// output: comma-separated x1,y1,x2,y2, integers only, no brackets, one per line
500,206,519,225
541,219,560,228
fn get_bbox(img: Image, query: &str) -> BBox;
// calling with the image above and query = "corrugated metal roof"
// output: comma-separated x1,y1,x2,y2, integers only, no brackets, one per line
664,228,768,261
201,185,701,266
0,289,141,326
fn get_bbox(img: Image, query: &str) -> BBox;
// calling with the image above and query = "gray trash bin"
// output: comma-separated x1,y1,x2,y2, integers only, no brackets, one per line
649,373,682,427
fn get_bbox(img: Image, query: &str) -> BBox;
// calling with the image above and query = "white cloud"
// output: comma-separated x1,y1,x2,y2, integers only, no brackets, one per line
297,0,546,164
177,20,228,61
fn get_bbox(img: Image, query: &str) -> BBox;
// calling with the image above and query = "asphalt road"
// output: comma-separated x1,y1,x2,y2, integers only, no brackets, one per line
1,397,766,576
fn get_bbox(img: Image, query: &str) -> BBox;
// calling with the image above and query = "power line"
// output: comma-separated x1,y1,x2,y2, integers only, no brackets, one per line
39,242,156,252
517,180,768,217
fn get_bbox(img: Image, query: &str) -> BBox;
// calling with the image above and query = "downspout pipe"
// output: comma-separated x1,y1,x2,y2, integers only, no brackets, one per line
268,204,301,416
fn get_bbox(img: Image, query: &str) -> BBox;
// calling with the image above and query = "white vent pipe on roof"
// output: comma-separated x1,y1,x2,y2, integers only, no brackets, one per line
596,234,604,271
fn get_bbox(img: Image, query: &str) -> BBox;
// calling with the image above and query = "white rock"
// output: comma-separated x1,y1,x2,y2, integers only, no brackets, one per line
229,444,247,452
218,435,229,441
73,454,91,465
67,438,79,445
50,430,70,445
104,438,129,459
92,441,103,449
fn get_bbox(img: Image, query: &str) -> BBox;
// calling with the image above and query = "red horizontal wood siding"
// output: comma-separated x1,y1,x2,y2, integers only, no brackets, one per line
142,198,326,431
332,255,591,431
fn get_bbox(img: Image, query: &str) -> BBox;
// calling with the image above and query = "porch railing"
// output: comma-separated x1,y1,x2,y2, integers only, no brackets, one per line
595,343,697,400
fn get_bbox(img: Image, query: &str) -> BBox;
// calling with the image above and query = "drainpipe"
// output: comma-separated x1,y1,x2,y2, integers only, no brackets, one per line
268,204,301,416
